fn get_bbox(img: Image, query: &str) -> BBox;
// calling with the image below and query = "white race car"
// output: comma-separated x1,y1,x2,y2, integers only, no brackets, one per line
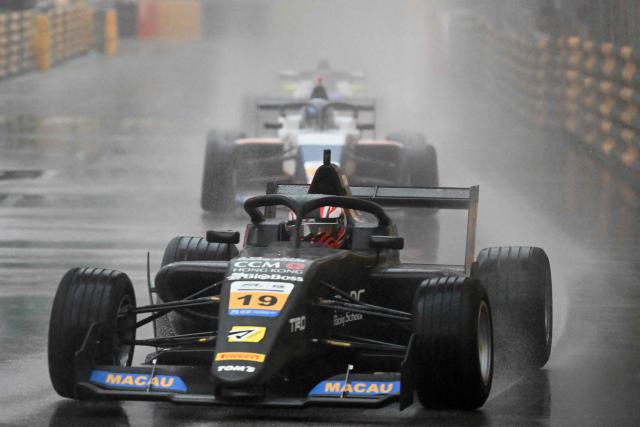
278,60,365,100
202,95,438,213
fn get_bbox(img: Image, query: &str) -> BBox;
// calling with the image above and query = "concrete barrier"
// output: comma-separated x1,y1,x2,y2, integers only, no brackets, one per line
34,15,51,71
104,9,118,56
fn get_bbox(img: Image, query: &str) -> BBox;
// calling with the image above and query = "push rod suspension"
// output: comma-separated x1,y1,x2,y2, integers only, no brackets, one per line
314,299,411,322
313,338,406,353
129,296,220,314
319,281,412,318
126,331,217,347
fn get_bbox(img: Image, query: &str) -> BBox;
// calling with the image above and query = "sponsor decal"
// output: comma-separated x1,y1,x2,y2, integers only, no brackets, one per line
227,272,303,282
331,289,365,327
289,315,306,332
89,370,187,393
230,258,306,277
349,289,365,300
227,326,266,343
215,352,265,363
217,365,256,373
286,262,305,270
308,380,400,397
234,260,281,268
229,281,294,317
333,312,363,327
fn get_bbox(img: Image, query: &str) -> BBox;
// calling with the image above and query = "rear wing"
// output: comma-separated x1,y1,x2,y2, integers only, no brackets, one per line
266,183,479,274
256,98,376,133
256,98,376,112
277,69,365,80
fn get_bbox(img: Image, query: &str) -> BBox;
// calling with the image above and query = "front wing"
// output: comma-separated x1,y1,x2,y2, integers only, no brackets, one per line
76,364,402,408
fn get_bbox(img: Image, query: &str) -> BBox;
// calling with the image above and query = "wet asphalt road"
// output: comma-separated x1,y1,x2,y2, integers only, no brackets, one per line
1,2,640,426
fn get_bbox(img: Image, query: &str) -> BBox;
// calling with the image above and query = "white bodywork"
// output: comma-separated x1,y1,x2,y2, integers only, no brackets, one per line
278,69,365,100
277,112,361,182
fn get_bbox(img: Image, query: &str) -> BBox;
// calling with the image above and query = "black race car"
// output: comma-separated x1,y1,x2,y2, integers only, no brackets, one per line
48,152,552,411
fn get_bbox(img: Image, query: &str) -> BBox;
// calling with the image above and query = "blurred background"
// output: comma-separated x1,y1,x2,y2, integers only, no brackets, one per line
0,1,638,426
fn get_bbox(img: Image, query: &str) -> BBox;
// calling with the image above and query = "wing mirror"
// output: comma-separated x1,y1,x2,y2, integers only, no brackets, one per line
369,235,404,250
206,230,240,244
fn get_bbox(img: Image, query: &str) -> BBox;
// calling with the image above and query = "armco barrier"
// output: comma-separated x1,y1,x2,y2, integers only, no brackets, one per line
45,3,94,65
1,4,116,83
0,9,34,79
456,17,640,180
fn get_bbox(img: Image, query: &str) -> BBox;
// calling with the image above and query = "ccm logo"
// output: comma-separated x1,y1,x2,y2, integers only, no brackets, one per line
235,260,280,268
217,365,256,373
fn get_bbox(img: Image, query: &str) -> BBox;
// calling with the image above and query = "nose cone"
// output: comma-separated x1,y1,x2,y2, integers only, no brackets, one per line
212,258,308,388
213,350,266,384
305,161,323,183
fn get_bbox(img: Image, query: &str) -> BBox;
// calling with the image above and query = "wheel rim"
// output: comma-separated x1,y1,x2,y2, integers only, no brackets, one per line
114,295,135,366
477,300,492,386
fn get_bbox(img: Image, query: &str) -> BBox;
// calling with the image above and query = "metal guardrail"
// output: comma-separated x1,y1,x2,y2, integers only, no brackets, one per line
1,4,116,81
0,9,34,79
455,17,640,180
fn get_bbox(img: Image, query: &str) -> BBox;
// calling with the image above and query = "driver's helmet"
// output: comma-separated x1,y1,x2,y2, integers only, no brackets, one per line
302,103,321,128
310,78,329,100
288,206,348,249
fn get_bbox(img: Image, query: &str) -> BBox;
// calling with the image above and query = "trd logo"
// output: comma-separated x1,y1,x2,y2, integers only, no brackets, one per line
289,315,306,332
217,365,256,373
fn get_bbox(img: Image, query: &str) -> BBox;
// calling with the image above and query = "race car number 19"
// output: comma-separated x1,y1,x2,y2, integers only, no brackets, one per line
228,281,294,317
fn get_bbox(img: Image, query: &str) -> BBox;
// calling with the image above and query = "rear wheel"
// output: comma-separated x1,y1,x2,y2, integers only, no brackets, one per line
201,131,240,213
474,246,552,368
161,235,238,267
412,276,493,410
158,236,238,335
386,131,438,187
48,268,136,399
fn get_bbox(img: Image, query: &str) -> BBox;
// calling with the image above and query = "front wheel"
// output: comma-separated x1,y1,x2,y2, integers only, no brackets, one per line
412,276,493,410
474,246,552,368
157,236,238,336
48,268,136,398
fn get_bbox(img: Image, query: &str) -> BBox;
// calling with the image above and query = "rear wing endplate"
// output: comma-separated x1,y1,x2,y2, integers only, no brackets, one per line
266,183,479,274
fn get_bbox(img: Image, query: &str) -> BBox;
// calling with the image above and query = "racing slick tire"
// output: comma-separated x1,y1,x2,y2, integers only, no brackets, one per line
412,276,493,410
201,130,241,213
474,246,552,369
48,268,136,399
386,132,438,188
161,235,239,267
159,236,238,335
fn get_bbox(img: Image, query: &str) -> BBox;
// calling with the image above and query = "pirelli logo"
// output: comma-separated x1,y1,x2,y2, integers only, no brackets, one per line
215,352,265,363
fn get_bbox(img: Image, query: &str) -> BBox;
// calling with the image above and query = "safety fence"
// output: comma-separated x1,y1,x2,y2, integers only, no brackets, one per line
455,17,640,181
0,3,118,82
124,0,202,41
0,9,34,80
